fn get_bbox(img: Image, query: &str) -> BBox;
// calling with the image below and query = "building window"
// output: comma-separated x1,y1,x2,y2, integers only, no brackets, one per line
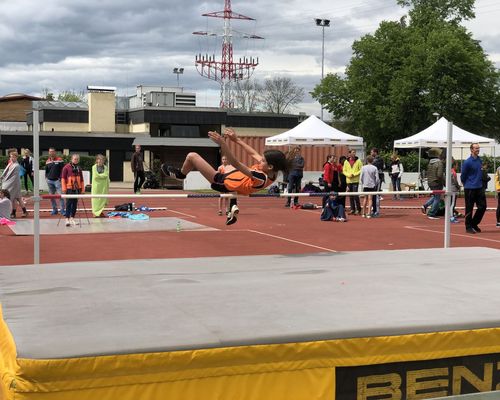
116,112,127,124
157,124,201,138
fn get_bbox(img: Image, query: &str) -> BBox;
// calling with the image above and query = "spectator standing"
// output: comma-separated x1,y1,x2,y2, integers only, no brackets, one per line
461,143,486,234
421,148,445,220
495,165,500,228
322,155,334,191
62,154,84,227
281,150,290,193
370,148,385,216
322,155,334,208
131,144,145,194
217,155,235,216
337,155,348,208
1,149,28,218
330,155,341,192
360,155,380,218
91,154,110,218
0,189,12,219
343,149,362,214
45,147,65,215
20,149,34,192
389,154,403,200
450,159,461,223
284,146,304,208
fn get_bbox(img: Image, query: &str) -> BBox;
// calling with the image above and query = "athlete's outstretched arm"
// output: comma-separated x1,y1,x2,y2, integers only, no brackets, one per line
224,128,262,162
208,131,253,178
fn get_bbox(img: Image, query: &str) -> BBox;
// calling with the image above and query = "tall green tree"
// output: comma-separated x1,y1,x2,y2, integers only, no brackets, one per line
312,0,500,149
397,0,475,24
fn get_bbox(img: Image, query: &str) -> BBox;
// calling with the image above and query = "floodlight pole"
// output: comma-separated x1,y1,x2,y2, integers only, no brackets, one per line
173,68,184,87
33,106,40,264
315,18,330,121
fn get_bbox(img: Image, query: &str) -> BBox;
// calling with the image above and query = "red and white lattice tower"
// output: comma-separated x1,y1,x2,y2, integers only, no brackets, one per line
194,0,262,109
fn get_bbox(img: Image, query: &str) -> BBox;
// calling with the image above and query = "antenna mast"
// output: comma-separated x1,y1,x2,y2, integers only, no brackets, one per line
194,0,263,109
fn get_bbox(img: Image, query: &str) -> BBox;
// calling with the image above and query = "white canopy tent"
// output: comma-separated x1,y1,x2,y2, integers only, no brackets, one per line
265,115,364,147
394,117,497,185
394,117,496,149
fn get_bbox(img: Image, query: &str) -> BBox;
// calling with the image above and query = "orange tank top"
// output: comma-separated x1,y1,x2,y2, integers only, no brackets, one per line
223,164,274,195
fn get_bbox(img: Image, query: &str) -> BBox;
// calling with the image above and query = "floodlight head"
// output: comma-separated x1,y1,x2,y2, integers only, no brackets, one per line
324,19,331,27
315,18,322,26
179,68,184,73
173,68,179,73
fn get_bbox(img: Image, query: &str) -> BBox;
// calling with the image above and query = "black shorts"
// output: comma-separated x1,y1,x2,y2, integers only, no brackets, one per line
363,187,377,192
211,172,230,193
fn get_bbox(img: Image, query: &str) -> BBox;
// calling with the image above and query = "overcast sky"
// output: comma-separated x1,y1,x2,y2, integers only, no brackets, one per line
0,0,499,116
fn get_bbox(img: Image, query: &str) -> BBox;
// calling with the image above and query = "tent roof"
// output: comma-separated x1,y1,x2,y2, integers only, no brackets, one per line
394,117,496,149
265,115,363,146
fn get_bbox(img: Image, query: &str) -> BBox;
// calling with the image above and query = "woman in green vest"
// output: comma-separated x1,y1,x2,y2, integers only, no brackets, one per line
91,154,110,217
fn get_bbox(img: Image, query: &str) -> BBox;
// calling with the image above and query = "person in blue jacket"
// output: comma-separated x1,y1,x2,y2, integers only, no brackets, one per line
460,143,487,234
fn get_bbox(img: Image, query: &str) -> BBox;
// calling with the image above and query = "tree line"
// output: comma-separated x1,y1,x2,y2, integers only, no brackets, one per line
311,0,500,150
233,77,305,114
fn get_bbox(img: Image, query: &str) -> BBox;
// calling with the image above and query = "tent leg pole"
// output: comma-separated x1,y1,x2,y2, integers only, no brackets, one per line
418,147,421,189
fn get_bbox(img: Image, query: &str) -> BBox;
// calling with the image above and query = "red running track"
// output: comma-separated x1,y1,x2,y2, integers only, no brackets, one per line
1,190,499,266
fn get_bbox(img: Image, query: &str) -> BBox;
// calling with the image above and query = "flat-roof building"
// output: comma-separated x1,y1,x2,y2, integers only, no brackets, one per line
1,87,302,183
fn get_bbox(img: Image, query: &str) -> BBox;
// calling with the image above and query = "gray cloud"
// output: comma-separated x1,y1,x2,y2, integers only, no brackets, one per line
0,0,498,111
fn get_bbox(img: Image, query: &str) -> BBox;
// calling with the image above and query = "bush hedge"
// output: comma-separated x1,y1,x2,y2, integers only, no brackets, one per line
380,150,428,173
380,151,499,173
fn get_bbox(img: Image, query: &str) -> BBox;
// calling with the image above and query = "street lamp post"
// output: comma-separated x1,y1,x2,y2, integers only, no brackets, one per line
173,67,184,87
315,19,330,121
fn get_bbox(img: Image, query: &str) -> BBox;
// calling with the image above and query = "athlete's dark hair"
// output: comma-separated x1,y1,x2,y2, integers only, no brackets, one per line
263,150,290,173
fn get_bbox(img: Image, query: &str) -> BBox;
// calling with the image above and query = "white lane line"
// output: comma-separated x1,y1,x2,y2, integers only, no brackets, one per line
405,226,500,244
166,209,197,218
247,229,338,253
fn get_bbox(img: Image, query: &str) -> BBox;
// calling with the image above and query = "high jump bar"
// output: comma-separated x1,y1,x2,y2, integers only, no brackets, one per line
41,190,442,200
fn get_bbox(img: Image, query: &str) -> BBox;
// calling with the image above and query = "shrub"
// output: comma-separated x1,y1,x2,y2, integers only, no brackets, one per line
38,155,95,171
380,150,428,173
152,158,162,182
0,156,8,169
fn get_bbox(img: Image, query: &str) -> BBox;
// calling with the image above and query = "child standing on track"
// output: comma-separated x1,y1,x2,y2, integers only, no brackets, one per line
161,128,289,225
217,155,235,216
450,159,461,223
